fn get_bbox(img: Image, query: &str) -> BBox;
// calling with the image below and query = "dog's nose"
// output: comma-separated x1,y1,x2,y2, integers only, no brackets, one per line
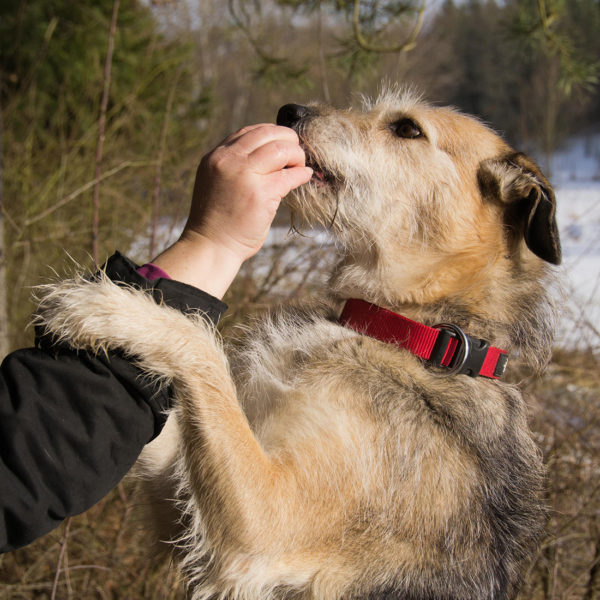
276,104,310,128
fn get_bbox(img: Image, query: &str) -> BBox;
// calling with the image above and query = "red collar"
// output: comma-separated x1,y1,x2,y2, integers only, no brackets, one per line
339,298,508,379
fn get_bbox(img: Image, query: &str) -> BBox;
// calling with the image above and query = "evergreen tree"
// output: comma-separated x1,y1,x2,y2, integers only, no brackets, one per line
0,0,209,347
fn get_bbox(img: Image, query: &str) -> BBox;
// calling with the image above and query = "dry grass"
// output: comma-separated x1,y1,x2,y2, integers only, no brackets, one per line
518,350,600,600
0,482,186,599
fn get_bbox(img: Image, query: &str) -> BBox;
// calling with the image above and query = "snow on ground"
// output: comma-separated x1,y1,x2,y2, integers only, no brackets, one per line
546,134,600,350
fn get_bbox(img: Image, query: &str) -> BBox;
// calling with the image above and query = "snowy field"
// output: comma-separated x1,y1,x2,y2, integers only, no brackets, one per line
548,134,600,350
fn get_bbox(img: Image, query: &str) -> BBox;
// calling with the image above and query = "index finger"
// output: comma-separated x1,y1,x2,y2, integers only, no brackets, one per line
220,123,272,146
225,124,300,155
248,139,307,174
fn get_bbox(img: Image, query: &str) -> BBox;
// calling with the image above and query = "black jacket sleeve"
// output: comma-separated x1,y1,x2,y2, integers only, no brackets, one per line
0,252,227,553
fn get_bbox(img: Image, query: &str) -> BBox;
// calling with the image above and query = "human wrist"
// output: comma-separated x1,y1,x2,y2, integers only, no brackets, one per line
151,232,244,300
137,263,171,282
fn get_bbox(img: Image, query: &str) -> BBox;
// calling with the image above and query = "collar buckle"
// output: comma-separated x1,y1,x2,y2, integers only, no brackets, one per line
432,323,497,377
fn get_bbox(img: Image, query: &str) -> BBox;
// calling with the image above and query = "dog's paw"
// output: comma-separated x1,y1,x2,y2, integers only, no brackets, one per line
34,273,175,355
34,272,224,382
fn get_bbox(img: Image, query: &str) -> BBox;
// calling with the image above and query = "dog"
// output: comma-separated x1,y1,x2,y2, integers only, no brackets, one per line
37,88,562,600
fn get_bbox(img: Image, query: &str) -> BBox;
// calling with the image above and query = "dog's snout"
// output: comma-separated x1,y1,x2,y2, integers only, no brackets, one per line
277,104,310,129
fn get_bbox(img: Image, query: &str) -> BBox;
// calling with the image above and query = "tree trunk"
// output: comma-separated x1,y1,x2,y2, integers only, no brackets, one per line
92,0,120,266
0,103,9,357
150,67,182,259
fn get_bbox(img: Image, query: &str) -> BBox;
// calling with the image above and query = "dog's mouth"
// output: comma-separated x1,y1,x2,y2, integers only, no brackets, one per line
304,151,336,187
288,141,343,230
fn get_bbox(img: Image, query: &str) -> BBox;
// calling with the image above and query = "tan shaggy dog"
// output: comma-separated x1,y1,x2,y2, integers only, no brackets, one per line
36,88,562,600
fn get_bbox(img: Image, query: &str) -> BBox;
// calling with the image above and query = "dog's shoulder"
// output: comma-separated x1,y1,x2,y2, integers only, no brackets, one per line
227,300,349,367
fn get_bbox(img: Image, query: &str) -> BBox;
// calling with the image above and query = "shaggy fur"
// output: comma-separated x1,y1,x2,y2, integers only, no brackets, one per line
35,88,562,600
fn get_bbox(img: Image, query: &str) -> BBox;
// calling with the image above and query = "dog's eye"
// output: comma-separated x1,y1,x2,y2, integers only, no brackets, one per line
393,119,423,139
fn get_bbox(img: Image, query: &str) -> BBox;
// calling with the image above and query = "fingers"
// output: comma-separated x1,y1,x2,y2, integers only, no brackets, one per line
248,139,307,174
224,124,299,154
220,123,268,146
266,165,313,199
181,121,314,268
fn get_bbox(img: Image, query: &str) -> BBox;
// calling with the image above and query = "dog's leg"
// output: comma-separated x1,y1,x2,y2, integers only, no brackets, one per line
36,276,289,554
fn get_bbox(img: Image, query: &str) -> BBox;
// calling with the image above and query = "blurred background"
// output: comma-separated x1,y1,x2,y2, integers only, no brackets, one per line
0,1,598,598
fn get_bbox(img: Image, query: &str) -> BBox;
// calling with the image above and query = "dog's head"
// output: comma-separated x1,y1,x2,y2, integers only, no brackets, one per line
278,88,562,368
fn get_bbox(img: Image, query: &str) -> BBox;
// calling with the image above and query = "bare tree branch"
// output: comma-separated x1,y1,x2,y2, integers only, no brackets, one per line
352,0,426,54
150,66,183,258
24,161,155,226
92,0,120,266
0,101,8,357
317,1,331,103
50,517,72,600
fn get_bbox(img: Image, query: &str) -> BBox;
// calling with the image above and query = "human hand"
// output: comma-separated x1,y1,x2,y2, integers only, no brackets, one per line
183,123,312,261
151,124,312,298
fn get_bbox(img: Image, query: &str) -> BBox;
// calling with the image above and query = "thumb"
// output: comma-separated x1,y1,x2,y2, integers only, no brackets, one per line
267,166,313,200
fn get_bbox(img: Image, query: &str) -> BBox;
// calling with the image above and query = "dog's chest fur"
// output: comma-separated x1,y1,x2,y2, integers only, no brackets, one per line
228,303,497,428
225,305,495,516
227,304,413,429
229,305,358,424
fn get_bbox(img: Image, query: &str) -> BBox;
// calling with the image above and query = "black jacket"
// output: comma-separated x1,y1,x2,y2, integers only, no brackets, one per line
0,252,227,553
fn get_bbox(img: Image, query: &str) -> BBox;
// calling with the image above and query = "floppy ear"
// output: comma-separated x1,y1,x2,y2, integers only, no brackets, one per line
478,152,561,265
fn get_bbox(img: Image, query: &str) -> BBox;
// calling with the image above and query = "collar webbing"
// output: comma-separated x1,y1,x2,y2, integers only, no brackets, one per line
339,298,508,379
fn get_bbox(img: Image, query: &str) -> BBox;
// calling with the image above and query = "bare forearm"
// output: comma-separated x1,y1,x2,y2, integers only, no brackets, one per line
151,232,243,300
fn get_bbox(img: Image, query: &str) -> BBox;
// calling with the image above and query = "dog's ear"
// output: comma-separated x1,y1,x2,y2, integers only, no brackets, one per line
478,152,561,265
